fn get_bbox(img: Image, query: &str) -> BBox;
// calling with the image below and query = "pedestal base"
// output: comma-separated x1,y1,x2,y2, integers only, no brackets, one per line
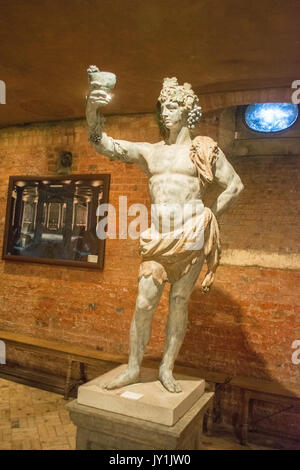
77,365,205,426
67,391,214,450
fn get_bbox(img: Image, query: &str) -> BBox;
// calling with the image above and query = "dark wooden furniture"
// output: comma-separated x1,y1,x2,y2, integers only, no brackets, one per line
239,380,300,445
0,329,125,399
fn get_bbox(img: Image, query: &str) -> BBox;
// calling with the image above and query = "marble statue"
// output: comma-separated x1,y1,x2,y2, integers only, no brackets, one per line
86,66,244,393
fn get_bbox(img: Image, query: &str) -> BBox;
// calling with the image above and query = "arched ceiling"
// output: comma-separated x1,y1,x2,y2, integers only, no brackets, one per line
0,0,299,127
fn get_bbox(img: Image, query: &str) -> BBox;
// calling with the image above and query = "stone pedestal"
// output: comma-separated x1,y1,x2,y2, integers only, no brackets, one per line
77,365,206,426
66,366,214,450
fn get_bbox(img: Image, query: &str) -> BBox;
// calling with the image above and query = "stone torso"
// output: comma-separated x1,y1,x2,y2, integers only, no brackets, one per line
144,142,203,205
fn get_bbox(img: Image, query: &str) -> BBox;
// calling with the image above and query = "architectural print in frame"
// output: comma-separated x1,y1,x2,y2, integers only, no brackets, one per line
2,174,110,269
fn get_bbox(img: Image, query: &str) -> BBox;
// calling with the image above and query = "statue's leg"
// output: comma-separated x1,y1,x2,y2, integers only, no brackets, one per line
104,274,165,390
159,256,204,393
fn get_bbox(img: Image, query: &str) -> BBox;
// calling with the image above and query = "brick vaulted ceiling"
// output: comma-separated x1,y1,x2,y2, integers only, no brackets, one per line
0,0,299,127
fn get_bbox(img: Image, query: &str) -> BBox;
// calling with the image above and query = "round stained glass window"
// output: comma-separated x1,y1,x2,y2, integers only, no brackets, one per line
245,103,299,133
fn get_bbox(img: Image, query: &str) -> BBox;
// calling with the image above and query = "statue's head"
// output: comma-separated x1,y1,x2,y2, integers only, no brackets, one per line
157,77,202,135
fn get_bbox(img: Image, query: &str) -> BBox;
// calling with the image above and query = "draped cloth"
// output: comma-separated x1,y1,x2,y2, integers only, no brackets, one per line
138,136,221,293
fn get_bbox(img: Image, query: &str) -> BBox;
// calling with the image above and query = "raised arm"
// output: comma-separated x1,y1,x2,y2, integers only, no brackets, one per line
86,88,150,167
211,148,244,219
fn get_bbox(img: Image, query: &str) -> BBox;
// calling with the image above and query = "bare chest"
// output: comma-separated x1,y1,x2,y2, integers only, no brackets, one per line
145,144,197,177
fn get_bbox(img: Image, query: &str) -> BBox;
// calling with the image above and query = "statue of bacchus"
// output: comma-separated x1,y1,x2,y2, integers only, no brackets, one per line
86,67,244,392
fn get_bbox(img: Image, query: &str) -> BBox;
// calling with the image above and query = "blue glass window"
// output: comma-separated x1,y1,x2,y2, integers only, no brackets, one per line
245,103,298,133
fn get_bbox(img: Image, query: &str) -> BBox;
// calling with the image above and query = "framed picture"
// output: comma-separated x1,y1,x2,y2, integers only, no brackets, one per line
2,174,110,269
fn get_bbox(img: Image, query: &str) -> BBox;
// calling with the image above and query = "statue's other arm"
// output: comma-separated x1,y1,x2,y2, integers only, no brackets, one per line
86,89,150,166
211,148,244,218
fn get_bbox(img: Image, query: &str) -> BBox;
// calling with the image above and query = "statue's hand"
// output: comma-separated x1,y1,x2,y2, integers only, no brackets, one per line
86,89,111,128
88,89,111,108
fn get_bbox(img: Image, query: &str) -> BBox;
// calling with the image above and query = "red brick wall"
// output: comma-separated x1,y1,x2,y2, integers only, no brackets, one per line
0,114,299,441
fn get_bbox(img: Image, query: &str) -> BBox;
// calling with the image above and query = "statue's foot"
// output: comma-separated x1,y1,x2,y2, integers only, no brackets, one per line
159,365,182,393
103,366,140,390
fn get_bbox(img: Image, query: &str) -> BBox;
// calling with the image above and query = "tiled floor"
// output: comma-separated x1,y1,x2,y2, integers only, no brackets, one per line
0,378,76,450
0,377,275,450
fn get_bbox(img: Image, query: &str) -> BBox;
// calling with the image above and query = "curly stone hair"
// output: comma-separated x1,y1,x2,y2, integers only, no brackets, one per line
157,77,202,132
